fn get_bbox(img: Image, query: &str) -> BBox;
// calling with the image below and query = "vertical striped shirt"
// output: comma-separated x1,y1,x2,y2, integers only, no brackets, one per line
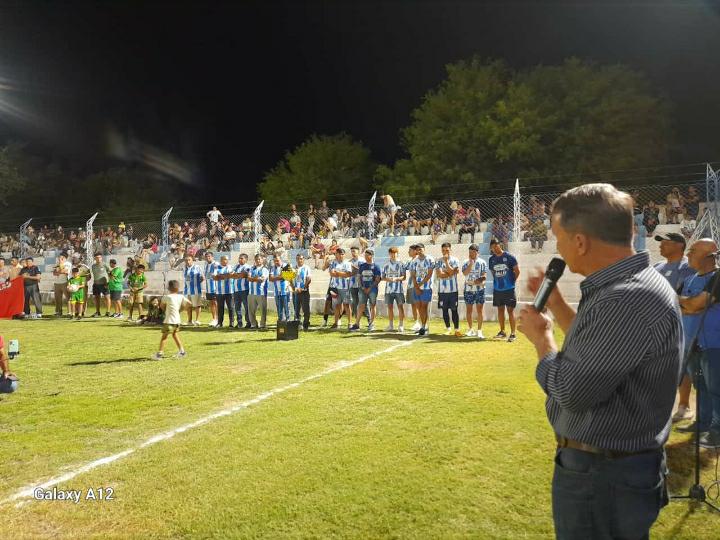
270,265,289,296
329,260,352,290
204,260,222,294
234,263,251,292
294,265,311,290
463,258,487,292
349,257,361,289
248,265,269,296
411,256,435,291
435,256,460,293
183,264,203,295
536,252,682,452
215,265,236,295
382,261,406,294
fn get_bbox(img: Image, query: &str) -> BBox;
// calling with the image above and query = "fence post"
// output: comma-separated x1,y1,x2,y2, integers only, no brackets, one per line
367,191,377,242
253,200,264,255
161,207,173,258
512,179,521,243
19,218,32,259
85,212,98,263
690,164,719,244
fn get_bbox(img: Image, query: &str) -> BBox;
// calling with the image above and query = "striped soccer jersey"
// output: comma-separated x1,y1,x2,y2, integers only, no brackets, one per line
270,265,289,296
411,256,435,291
349,257,360,289
435,256,460,293
382,261,406,294
183,264,203,295
329,260,352,289
214,265,237,295
463,258,487,292
204,260,222,294
294,265,311,290
248,265,269,296
234,263,251,292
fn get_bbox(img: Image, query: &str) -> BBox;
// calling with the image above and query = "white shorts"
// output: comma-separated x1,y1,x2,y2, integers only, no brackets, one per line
187,294,202,308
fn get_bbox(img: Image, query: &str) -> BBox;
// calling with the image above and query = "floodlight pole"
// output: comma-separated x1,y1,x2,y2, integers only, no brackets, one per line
161,207,173,257
367,190,377,242
253,200,264,255
85,212,98,263
689,164,719,245
513,179,521,243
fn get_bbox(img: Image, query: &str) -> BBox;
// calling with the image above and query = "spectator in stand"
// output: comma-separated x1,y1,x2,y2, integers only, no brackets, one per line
458,210,478,244
489,239,520,342
310,238,326,268
204,251,221,326
90,253,112,317
307,204,317,231
643,201,660,236
207,206,223,227
123,257,135,282
328,238,340,256
317,200,330,224
685,186,700,219
247,254,269,329
680,214,697,240
451,203,467,234
529,216,548,253
494,218,510,246
108,259,124,318
382,194,399,235
462,244,487,339
20,257,42,319
431,217,443,245
52,254,72,316
665,187,685,225
382,247,406,332
274,240,286,262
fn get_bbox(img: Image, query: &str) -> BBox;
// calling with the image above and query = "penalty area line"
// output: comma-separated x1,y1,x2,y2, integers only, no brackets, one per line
3,340,416,508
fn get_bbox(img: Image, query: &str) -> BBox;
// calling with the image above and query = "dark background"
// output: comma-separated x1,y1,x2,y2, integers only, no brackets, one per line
1,1,718,204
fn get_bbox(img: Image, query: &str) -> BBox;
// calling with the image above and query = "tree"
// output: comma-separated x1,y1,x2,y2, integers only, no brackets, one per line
259,133,376,209
0,143,27,206
379,57,673,198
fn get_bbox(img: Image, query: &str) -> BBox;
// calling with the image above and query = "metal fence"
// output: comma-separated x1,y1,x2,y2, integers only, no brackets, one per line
1,178,715,264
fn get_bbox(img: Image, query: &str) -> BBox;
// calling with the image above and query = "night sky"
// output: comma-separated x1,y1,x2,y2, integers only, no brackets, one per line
1,1,719,204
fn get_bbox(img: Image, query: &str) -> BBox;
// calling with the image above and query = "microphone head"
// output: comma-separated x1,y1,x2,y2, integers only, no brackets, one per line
545,257,566,281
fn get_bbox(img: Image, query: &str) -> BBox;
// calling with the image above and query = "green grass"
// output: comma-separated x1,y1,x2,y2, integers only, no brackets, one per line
1,315,718,539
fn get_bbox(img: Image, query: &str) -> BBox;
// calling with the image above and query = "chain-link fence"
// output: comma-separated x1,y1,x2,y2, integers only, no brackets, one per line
1,179,714,266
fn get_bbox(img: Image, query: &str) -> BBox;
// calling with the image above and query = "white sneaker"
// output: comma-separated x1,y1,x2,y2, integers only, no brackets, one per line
477,330,485,340
208,319,217,327
322,320,328,328
398,325,404,333
465,329,476,337
412,321,421,331
152,352,163,360
175,351,187,359
384,324,394,332
36,314,42,319
672,405,694,423
368,323,375,332
444,328,453,336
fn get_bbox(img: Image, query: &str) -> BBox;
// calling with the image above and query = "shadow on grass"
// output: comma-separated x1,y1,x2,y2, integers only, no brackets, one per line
666,436,720,496
68,357,157,366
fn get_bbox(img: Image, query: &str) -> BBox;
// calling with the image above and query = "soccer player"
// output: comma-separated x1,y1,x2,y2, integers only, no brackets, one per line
326,248,353,329
233,253,251,329
382,247,406,332
462,244,487,339
269,254,290,322
183,254,204,326
68,267,86,320
247,254,269,329
153,280,190,360
435,242,461,336
203,251,221,327
488,239,520,342
348,246,361,320
127,264,147,321
90,253,111,317
108,259,125,318
405,244,420,331
352,249,381,331
213,255,236,328
410,243,435,336
293,253,312,330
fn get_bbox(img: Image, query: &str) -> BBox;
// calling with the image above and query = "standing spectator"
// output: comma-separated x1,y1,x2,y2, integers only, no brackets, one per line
52,254,72,317
127,264,147,321
213,255,236,328
108,259,124,318
203,251,221,327
643,201,660,236
293,253,312,330
435,243,461,336
685,186,700,219
123,257,135,281
269,254,290,322
247,254,269,329
317,200,330,224
182,255,204,326
233,253,251,329
307,204,317,231
326,248,353,329
529,216,548,253
382,194,399,235
20,258,42,319
8,257,21,279
665,187,685,224
680,215,697,240
90,253,111,317
0,258,8,282
351,249,381,332
489,239,520,342
207,206,223,226
462,244,487,338
409,243,435,336
382,247,406,333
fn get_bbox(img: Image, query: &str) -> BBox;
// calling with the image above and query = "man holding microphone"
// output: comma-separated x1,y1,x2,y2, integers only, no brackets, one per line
517,184,682,540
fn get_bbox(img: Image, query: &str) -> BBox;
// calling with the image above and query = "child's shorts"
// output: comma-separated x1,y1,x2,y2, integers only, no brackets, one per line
161,324,180,335
132,292,144,305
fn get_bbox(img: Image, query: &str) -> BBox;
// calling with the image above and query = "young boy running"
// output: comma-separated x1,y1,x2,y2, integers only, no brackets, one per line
154,280,190,360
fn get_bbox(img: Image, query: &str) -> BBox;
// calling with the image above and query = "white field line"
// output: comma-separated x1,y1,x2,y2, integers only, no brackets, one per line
3,340,416,507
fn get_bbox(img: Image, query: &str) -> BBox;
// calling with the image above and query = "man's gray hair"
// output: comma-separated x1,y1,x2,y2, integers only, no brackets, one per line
551,183,633,246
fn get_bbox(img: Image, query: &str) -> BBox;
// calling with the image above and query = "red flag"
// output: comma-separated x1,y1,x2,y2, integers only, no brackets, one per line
0,277,25,319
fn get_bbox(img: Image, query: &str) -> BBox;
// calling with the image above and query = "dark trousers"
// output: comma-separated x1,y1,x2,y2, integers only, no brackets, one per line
293,290,311,329
552,447,667,540
217,293,235,327
24,286,43,315
233,290,249,327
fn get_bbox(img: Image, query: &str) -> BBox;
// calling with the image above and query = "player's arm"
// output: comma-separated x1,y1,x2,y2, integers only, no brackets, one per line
0,347,13,378
513,264,520,281
680,292,711,314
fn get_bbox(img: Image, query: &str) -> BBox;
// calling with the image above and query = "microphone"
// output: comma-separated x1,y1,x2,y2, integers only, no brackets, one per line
532,258,567,311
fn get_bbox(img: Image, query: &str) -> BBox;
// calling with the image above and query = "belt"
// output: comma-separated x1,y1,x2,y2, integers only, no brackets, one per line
555,435,660,459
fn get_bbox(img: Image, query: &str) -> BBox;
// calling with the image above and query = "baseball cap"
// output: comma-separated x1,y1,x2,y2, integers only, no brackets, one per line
415,243,425,249
469,244,479,252
654,232,686,245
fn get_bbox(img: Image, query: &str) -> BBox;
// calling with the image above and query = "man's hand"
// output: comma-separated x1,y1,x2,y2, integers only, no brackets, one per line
517,304,557,359
526,267,561,309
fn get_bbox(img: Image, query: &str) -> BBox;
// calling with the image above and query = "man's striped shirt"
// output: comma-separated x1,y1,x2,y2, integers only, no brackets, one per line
248,265,269,296
183,264,203,296
204,260,222,294
234,263,251,292
270,265,289,296
215,265,236,295
435,256,460,293
382,261,406,294
535,252,682,452
463,258,487,292
294,265,311,290
349,257,361,289
410,256,435,291
329,260,352,290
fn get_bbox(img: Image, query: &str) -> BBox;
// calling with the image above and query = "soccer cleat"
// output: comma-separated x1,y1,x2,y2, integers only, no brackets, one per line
152,352,163,360
465,329,477,337
105,312,111,317
412,321,421,331
418,327,426,336
494,331,507,339
507,334,517,343
672,406,694,423
349,324,360,332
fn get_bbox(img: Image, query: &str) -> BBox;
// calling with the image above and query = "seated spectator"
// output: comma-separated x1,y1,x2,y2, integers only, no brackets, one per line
451,203,467,233
528,217,548,252
643,201,660,235
328,238,340,256
431,217,443,244
458,212,478,243
138,296,164,325
685,186,700,219
310,238,326,268
665,187,685,224
307,204,316,230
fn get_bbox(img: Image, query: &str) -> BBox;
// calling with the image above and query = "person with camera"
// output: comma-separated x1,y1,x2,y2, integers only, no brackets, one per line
0,335,18,393
518,184,682,540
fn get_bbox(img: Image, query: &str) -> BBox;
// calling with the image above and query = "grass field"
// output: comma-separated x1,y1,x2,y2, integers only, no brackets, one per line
1,314,719,539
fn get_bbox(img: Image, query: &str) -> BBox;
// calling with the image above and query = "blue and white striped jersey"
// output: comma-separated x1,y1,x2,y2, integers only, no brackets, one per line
204,261,222,294
349,257,361,288
270,265,289,296
215,265,236,295
294,265,311,290
463,258,487,292
234,263,251,292
382,261,406,294
411,256,435,291
248,265,269,296
183,264,203,296
435,256,460,293
329,260,352,290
